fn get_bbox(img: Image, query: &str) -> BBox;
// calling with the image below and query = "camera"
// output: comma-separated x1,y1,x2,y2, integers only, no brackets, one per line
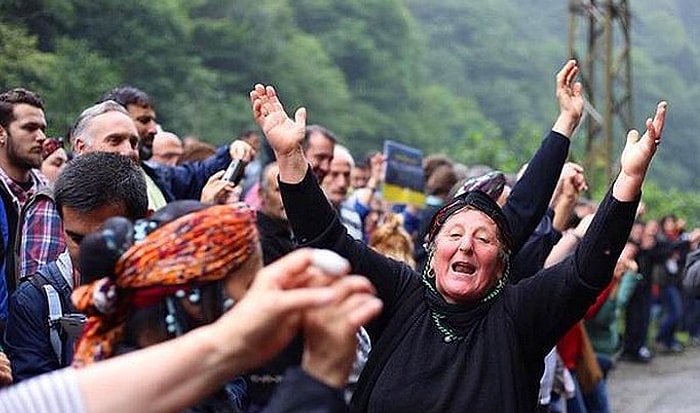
222,159,247,185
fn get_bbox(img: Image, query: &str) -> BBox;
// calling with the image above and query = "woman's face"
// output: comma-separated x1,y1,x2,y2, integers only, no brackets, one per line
431,208,504,304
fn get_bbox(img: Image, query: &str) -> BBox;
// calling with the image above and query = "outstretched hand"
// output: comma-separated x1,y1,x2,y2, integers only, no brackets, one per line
553,60,585,138
620,101,667,180
614,101,667,201
551,162,587,204
250,84,307,158
369,152,386,181
228,139,256,163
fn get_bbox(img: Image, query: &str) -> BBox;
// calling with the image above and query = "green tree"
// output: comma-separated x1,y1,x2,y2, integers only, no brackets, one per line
187,0,353,140
290,0,428,153
0,22,51,90
641,181,700,227
34,38,121,137
406,0,562,142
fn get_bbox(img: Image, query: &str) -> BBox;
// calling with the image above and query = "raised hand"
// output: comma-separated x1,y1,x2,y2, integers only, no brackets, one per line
621,101,667,180
613,101,667,201
551,162,587,204
369,152,386,181
250,84,307,158
553,59,585,138
551,162,589,231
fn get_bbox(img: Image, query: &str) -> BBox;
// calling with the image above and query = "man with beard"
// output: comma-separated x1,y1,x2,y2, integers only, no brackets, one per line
303,124,336,183
15,100,252,299
100,86,157,161
0,88,48,329
99,86,247,211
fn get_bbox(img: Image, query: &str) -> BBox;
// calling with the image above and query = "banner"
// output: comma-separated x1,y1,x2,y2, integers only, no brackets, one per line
382,140,425,206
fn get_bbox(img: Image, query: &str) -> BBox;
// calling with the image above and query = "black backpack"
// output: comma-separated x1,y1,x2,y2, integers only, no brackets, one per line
25,260,83,366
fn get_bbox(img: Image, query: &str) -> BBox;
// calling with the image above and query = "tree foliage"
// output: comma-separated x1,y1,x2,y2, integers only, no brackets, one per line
0,0,697,214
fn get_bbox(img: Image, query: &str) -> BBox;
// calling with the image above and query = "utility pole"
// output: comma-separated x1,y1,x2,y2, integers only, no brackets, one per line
568,0,633,189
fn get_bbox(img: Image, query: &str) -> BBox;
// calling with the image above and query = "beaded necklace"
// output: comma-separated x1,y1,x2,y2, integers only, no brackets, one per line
431,311,464,343
422,253,510,344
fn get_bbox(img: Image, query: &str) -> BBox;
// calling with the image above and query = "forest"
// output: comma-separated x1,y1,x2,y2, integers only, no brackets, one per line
1,0,698,223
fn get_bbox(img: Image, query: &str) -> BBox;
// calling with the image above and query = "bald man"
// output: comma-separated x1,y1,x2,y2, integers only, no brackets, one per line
150,130,184,167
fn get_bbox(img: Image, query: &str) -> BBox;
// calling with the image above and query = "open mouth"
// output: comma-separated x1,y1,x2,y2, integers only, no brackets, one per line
451,261,477,276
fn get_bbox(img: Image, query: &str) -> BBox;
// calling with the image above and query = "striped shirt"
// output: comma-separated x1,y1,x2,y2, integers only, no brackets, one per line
0,368,85,413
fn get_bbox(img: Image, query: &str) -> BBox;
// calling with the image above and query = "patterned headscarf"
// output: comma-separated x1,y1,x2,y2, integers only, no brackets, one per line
449,170,506,202
424,189,513,254
71,202,258,366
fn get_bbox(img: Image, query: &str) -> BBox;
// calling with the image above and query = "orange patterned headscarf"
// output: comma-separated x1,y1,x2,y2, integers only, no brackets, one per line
71,203,258,366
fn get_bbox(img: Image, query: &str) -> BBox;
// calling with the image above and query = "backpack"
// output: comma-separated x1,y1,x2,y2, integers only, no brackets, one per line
13,185,55,286
25,255,81,366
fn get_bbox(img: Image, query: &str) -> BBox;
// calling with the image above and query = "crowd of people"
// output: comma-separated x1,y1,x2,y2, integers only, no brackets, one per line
0,58,696,413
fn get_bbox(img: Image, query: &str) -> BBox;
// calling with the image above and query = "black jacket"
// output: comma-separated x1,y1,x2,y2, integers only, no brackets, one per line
281,131,638,413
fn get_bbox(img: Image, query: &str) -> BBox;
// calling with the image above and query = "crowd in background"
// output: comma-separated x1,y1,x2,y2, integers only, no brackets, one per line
0,59,697,413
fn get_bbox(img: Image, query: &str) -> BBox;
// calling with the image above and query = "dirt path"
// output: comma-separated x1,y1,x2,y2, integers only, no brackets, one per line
607,346,700,412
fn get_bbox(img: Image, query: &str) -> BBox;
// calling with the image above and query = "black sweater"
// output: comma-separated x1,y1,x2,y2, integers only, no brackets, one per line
281,131,637,412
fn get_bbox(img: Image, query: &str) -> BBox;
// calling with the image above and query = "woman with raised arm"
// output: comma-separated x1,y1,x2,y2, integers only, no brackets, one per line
251,59,666,413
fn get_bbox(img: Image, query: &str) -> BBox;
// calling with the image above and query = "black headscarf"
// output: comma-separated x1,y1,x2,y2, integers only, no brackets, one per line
424,190,513,254
421,190,513,342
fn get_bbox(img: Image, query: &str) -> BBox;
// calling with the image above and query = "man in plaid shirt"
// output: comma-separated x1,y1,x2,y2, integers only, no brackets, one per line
0,88,48,329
